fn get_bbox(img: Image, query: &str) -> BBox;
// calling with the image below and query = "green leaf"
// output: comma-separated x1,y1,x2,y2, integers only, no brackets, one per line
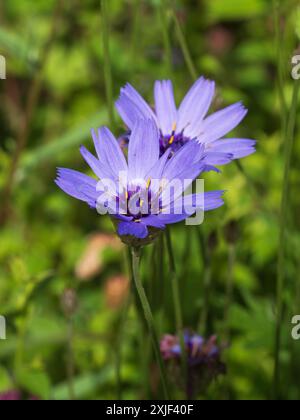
0,27,38,68
52,368,113,400
17,368,51,400
295,6,300,40
206,0,268,22
21,111,108,170
0,366,13,392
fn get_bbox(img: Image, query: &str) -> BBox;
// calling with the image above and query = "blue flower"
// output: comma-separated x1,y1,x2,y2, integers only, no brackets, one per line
55,119,224,243
116,78,256,166
161,332,221,364
160,332,226,397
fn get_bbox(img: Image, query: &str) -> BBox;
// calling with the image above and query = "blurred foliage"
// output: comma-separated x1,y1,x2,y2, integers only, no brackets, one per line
0,0,300,400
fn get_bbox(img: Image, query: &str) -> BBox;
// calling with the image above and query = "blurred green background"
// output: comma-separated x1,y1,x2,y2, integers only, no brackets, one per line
0,0,300,400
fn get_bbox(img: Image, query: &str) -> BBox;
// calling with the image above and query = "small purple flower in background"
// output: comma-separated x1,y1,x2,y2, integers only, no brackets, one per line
0,390,22,400
0,390,39,401
160,331,226,398
116,77,256,167
55,118,224,244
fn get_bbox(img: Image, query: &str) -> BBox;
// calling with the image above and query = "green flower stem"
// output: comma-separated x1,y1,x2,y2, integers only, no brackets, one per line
115,291,132,400
100,0,115,128
131,247,170,400
165,229,188,392
171,8,197,81
130,0,141,62
273,0,288,131
224,244,236,341
274,80,300,399
157,3,172,74
198,264,212,335
67,317,75,400
196,229,212,335
290,260,300,399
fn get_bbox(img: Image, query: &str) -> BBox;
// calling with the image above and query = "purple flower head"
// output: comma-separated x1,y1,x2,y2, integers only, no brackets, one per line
0,390,39,401
0,390,22,401
55,118,224,245
116,78,256,166
160,331,226,398
161,331,222,365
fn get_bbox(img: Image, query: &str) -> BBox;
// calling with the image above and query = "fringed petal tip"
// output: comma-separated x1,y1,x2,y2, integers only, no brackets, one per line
54,167,98,207
209,138,256,160
200,190,226,211
202,165,222,174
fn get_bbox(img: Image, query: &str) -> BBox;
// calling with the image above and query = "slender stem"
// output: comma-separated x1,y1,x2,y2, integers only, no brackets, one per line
115,290,132,400
290,261,300,399
131,247,170,400
140,329,152,399
166,230,184,334
126,247,149,397
155,236,165,333
67,317,75,400
235,160,261,194
274,80,300,399
157,2,172,74
130,0,141,63
114,248,136,399
196,228,212,335
150,243,157,308
224,244,236,342
198,264,212,335
171,8,197,81
273,0,288,131
100,0,115,128
165,229,188,391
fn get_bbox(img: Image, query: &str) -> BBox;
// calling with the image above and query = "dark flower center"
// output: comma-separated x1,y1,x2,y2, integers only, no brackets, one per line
117,184,162,221
118,129,190,158
159,131,190,157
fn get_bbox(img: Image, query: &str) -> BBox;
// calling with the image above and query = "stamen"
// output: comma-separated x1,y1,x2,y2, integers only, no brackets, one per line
153,178,168,202
169,136,175,145
169,122,177,145
146,178,151,189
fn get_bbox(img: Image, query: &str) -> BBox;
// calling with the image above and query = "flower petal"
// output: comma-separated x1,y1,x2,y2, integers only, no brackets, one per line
202,191,225,211
117,221,149,239
156,213,190,224
162,141,204,182
142,215,166,229
159,142,206,204
55,168,98,206
80,145,112,179
177,77,215,137
154,80,177,135
115,215,134,222
157,190,224,224
203,152,234,166
208,138,256,159
202,165,222,174
146,148,172,183
128,119,160,181
115,83,157,130
199,102,248,144
94,127,128,177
